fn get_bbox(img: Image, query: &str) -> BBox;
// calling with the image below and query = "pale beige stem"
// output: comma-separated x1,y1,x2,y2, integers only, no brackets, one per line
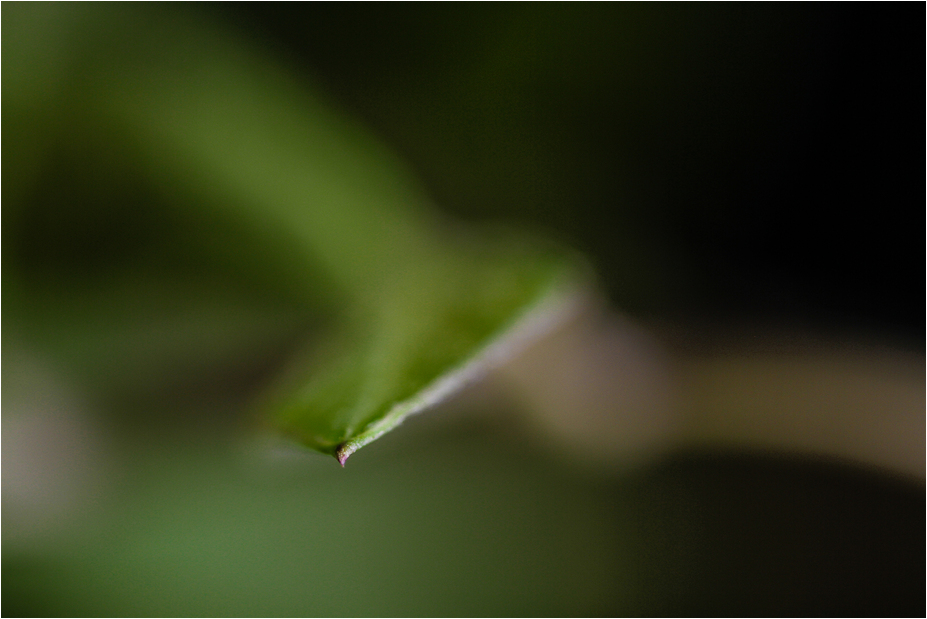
497,293,925,479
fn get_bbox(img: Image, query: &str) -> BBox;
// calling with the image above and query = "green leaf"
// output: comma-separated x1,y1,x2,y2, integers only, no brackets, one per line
5,4,588,464
268,235,584,464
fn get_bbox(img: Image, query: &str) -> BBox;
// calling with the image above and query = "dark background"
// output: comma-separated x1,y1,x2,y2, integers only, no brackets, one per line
211,2,923,343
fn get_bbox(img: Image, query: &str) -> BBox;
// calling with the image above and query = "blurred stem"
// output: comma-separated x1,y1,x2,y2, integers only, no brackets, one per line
90,8,441,305
499,300,925,478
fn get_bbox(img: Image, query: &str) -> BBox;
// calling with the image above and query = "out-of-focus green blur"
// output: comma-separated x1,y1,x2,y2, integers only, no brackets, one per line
3,3,923,616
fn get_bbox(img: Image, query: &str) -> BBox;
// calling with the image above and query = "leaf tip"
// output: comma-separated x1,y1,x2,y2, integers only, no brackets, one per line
335,443,355,467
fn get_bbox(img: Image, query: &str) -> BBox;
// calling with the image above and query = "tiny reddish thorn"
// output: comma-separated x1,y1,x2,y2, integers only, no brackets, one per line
335,444,352,467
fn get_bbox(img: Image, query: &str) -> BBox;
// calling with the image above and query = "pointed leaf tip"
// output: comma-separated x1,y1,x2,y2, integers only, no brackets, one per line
335,444,354,467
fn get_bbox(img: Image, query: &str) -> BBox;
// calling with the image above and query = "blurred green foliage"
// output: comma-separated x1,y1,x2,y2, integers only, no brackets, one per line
4,2,581,461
